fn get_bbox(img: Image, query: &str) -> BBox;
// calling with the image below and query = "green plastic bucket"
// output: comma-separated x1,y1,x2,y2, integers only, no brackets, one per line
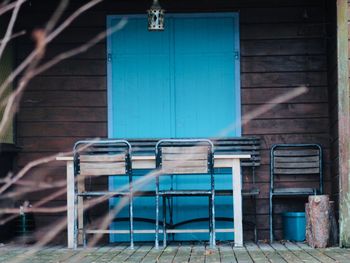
282,212,306,241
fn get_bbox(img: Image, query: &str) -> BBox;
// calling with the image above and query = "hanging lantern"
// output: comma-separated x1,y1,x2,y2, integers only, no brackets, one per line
147,0,164,31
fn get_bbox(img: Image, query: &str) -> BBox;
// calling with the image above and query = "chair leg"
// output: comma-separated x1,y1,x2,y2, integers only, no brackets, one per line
253,196,258,243
269,194,273,243
211,193,216,247
83,228,87,248
163,196,167,248
82,198,87,248
73,194,78,249
209,196,212,246
169,196,174,241
129,195,134,249
155,178,159,249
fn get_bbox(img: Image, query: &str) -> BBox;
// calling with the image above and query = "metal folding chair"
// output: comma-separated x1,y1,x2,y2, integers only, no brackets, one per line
269,144,323,242
155,139,215,248
73,139,133,248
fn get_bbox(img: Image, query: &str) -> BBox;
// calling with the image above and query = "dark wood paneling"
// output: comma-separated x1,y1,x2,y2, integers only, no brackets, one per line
244,118,329,134
17,137,90,152
242,87,328,104
21,91,106,107
17,43,106,60
241,24,324,40
242,103,329,119
242,39,326,56
17,122,107,137
25,76,106,91
38,59,106,76
325,0,339,218
16,153,66,167
241,72,327,87
14,0,332,242
17,107,107,122
241,55,327,73
16,7,324,27
259,134,330,149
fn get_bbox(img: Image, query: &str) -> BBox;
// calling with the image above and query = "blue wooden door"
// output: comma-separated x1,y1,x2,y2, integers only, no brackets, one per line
107,13,241,242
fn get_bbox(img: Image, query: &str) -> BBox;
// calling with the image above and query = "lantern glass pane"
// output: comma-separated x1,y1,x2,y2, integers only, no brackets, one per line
147,7,164,30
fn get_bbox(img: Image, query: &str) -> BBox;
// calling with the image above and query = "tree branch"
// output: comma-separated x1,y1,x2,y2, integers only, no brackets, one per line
0,0,25,60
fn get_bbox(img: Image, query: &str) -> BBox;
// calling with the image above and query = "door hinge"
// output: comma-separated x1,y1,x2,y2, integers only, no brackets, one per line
107,53,112,62
234,51,240,60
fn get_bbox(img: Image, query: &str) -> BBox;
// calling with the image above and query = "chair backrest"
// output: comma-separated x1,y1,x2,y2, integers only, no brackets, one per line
73,140,132,177
270,144,323,193
156,139,214,175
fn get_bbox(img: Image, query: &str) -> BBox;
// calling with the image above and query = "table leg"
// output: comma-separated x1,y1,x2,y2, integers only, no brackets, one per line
67,161,74,249
232,159,243,247
78,172,85,245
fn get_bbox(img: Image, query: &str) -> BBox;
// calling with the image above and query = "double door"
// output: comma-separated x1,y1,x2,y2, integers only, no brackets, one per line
107,13,240,241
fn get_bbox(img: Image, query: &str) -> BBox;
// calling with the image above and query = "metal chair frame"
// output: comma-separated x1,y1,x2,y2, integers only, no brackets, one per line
73,139,133,249
155,139,215,248
269,143,323,242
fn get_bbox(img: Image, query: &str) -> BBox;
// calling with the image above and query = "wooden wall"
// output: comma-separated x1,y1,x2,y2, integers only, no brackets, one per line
13,0,331,243
326,0,339,217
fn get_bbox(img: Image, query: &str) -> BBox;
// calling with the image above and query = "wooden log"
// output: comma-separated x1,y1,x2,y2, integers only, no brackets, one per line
306,195,330,248
305,203,311,245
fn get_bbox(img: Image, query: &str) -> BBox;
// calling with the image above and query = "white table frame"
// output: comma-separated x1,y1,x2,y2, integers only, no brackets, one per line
56,154,250,248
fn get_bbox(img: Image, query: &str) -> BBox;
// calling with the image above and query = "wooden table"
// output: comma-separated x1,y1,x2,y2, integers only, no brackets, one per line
56,154,250,248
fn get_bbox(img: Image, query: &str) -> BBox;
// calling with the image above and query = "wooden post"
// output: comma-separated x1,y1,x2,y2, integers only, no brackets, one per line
66,160,74,249
337,0,350,248
67,159,84,247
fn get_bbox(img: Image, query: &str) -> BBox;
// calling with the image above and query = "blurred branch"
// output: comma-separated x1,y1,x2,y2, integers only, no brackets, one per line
0,1,23,16
0,152,70,194
0,0,107,139
0,1,14,16
0,30,26,44
0,139,96,195
0,0,26,60
33,18,127,76
44,0,69,33
0,0,103,99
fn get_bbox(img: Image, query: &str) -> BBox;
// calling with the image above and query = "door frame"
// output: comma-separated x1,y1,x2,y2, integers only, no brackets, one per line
107,12,241,137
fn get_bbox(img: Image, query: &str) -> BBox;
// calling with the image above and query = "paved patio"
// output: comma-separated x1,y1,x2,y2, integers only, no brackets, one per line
0,241,349,263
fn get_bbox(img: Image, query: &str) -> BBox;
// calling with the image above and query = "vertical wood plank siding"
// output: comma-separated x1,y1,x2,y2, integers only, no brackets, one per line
14,0,331,242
